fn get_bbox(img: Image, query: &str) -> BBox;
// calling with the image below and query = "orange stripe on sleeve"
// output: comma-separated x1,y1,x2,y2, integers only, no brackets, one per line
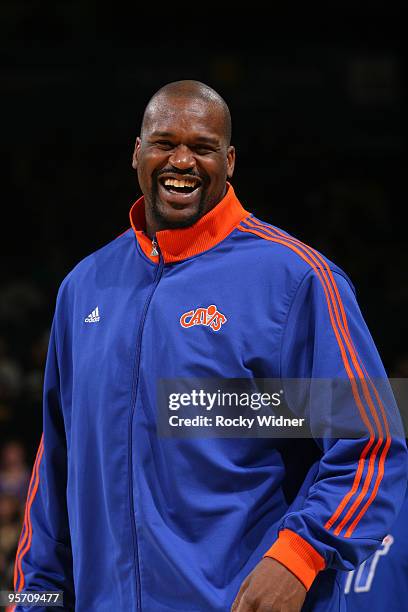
239,219,388,536
14,436,44,591
318,263,392,535
14,434,44,589
343,374,391,536
249,218,391,537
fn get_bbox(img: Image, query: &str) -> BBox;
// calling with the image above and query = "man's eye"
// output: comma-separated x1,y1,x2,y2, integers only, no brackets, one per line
156,141,173,149
195,147,213,155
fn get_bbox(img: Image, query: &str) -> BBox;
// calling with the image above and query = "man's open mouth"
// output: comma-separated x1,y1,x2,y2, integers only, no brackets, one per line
159,176,201,195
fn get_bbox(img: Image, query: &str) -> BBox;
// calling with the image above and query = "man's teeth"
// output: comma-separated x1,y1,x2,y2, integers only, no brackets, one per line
163,178,199,188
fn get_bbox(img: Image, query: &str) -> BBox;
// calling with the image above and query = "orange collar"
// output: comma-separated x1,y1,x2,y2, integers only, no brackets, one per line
129,183,249,264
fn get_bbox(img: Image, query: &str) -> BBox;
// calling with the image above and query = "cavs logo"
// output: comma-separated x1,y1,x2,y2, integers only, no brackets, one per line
180,305,227,332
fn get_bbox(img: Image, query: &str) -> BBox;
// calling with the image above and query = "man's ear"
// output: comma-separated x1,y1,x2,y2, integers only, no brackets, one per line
226,146,235,179
132,137,141,170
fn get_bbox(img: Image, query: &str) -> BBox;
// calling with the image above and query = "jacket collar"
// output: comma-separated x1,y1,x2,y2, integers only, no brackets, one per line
129,183,249,264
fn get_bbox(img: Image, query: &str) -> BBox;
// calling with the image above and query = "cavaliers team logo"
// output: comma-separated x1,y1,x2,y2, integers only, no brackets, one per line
180,305,227,332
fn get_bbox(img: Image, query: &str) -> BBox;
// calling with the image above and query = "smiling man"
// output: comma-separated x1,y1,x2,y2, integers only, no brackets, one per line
13,81,407,612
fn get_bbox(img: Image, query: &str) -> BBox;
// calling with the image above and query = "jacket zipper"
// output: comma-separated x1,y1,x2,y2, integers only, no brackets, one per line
128,236,164,611
150,237,159,257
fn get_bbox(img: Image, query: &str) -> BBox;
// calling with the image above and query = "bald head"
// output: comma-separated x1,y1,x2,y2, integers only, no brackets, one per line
141,80,232,145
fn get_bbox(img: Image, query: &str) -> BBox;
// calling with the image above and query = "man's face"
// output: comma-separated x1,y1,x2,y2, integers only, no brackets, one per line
132,95,235,231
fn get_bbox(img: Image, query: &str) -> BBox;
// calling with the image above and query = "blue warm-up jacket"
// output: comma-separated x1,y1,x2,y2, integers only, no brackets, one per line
14,184,407,611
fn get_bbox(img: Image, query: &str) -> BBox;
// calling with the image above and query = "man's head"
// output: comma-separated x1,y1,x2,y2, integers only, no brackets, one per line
132,80,235,234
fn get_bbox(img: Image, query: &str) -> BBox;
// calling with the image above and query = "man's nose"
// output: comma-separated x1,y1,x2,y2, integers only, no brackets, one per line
168,144,195,170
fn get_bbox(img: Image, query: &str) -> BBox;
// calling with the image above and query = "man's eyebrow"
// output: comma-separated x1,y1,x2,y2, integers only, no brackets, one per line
150,131,174,139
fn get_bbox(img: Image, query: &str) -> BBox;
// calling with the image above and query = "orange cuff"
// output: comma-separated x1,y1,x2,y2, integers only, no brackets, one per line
263,529,326,590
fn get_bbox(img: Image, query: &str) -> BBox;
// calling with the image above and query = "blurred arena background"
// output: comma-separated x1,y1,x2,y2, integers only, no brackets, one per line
1,3,407,590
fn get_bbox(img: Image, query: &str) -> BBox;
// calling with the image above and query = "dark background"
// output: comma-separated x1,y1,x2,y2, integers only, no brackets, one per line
0,3,407,591
1,5,407,460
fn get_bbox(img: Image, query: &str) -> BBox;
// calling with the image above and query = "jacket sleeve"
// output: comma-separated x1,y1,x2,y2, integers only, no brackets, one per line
263,268,408,591
13,314,74,611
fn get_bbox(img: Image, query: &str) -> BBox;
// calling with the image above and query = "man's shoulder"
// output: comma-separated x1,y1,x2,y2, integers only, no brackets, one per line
56,228,135,301
237,214,354,292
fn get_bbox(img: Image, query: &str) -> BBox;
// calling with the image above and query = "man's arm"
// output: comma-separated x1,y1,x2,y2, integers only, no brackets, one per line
232,269,408,610
13,316,74,612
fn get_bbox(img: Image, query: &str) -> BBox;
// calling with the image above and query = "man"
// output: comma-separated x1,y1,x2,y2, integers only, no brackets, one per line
13,80,407,611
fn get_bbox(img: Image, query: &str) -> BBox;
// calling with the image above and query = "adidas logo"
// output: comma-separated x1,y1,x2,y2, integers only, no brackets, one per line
84,306,100,323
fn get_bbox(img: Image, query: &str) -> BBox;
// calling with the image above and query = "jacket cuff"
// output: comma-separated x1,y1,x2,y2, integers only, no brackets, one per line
263,528,326,590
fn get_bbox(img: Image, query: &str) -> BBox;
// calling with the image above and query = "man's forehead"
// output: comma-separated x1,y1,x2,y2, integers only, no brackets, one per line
144,95,225,133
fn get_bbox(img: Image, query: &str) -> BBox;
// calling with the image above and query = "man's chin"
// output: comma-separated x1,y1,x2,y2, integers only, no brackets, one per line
153,201,204,230
157,212,202,230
